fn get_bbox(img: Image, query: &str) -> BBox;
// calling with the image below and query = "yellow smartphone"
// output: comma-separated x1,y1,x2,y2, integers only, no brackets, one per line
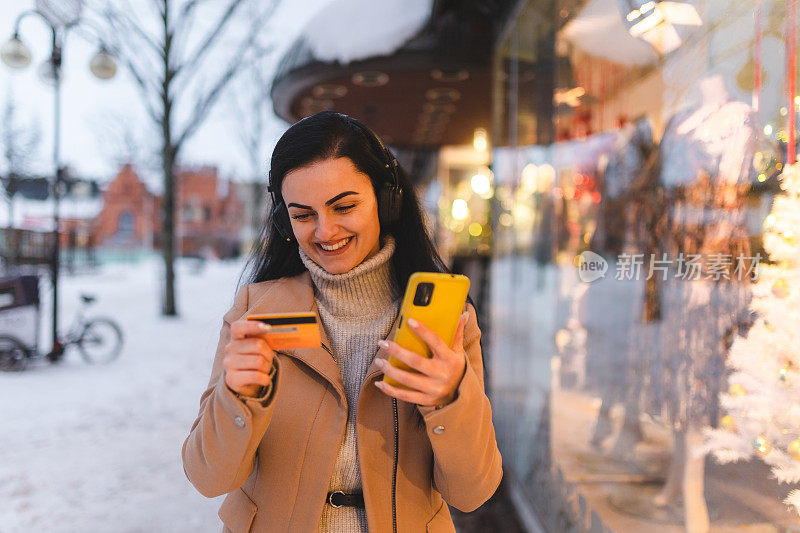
382,272,470,390
246,312,321,350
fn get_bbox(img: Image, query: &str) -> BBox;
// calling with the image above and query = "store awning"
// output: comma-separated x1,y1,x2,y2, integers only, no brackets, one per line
301,0,434,64
270,1,508,148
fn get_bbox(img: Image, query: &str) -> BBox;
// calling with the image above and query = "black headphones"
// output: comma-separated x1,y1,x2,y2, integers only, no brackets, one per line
267,113,403,244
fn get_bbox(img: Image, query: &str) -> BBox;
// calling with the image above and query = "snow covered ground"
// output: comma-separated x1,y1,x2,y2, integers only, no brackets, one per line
0,256,248,532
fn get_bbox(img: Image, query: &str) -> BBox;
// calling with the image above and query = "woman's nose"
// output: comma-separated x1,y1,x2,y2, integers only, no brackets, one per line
314,214,338,241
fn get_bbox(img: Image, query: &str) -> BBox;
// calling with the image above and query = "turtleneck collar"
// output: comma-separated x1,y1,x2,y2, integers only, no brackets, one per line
298,235,400,318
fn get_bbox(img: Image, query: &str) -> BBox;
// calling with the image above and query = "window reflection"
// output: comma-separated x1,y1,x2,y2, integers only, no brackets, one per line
491,0,798,529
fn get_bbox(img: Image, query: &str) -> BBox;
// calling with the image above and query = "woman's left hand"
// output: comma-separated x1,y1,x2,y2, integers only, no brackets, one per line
374,312,469,408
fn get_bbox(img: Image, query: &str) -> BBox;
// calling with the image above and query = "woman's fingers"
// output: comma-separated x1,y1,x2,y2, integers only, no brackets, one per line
224,354,273,373
227,370,273,390
374,313,471,406
451,312,468,352
374,379,431,405
227,337,274,357
375,358,434,393
225,319,276,396
379,340,436,376
406,318,453,360
231,318,271,340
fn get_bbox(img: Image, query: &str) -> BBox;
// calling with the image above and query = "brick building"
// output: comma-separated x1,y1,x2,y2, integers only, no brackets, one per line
93,164,155,249
3,164,245,267
90,163,244,258
171,166,244,258
92,164,244,258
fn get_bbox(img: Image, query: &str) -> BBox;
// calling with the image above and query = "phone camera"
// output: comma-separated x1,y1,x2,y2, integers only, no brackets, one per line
413,282,434,306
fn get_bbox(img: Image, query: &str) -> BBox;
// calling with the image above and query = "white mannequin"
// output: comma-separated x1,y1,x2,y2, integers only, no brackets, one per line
677,75,730,135
653,75,755,533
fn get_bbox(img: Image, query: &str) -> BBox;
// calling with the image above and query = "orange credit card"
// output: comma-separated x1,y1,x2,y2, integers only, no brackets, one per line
246,312,321,350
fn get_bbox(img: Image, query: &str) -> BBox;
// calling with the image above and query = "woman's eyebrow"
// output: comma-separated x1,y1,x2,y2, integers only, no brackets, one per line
287,191,359,210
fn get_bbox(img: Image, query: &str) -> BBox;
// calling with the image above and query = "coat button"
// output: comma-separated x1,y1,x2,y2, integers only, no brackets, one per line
234,416,245,428
433,425,445,434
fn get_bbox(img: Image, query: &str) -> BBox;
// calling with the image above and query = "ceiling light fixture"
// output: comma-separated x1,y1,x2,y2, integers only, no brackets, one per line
352,71,389,87
621,0,702,55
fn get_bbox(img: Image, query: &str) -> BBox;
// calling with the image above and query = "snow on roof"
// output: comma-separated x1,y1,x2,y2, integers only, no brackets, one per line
561,0,658,67
0,196,105,230
301,0,433,64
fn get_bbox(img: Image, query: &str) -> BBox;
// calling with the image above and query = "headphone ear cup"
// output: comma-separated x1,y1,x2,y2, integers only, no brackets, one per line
271,201,295,243
389,188,402,223
379,186,403,227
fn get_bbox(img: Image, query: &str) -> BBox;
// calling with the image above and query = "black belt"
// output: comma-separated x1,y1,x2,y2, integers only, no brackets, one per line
326,490,365,508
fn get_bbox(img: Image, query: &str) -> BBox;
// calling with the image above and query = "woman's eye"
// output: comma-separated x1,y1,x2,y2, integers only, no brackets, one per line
335,204,355,212
291,213,312,220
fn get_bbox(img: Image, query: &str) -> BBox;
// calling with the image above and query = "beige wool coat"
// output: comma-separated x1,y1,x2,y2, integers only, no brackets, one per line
181,272,503,532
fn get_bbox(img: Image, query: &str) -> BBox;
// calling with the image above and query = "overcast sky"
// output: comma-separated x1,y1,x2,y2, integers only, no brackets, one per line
0,1,332,186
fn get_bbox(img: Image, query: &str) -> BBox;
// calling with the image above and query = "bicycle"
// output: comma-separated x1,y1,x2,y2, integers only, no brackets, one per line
0,293,123,372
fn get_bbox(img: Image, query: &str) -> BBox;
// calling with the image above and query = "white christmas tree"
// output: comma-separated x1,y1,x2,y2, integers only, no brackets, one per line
704,162,800,513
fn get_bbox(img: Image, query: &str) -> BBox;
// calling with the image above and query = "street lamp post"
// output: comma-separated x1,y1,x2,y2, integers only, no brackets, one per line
1,4,116,361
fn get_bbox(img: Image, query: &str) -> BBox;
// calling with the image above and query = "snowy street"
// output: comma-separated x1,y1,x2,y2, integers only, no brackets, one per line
1,257,246,532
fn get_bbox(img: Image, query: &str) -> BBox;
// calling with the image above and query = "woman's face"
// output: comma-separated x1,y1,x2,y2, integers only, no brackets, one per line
281,157,382,274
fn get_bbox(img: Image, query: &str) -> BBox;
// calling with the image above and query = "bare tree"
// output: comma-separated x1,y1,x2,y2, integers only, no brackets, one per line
1,90,42,230
88,110,159,175
228,46,283,254
87,0,279,316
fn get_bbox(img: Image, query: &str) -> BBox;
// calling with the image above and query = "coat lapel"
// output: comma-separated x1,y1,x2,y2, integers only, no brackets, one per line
247,272,344,399
247,271,403,405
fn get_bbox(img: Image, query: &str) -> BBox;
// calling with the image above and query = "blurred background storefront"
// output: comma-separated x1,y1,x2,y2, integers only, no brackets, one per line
272,0,800,530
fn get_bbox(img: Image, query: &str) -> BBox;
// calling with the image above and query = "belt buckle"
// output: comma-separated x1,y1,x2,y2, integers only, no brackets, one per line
328,490,346,508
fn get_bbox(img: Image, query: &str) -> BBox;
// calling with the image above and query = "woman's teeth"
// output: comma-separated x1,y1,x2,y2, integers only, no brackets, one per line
319,237,352,251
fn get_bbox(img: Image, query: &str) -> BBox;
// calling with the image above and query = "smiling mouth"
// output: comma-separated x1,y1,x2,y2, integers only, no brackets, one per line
317,236,353,252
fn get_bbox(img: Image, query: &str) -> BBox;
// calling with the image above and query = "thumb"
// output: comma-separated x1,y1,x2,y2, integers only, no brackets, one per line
451,312,469,352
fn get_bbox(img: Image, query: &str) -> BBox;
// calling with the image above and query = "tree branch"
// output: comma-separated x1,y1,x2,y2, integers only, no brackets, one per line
103,4,164,59
175,42,275,150
152,0,166,21
173,0,279,95
175,0,207,26
123,61,162,125
173,0,245,77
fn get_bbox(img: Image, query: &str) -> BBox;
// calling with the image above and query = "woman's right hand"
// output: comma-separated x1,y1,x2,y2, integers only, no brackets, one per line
224,320,276,397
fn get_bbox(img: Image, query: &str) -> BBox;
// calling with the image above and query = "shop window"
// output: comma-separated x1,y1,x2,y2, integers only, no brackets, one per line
489,0,798,530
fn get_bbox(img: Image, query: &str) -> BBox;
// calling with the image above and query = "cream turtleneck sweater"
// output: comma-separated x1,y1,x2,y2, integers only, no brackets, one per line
298,235,401,533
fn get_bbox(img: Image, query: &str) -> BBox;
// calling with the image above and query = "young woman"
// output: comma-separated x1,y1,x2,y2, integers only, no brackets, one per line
182,111,503,533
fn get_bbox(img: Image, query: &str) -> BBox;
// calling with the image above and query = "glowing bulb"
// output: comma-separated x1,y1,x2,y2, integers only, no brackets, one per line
451,199,469,220
471,173,492,196
539,164,556,187
758,173,767,182
468,222,483,236
473,128,488,152
764,124,773,136
781,107,789,116
521,164,538,192
499,213,513,226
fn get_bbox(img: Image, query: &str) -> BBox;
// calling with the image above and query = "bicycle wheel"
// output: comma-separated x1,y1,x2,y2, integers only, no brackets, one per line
77,318,123,365
0,335,29,372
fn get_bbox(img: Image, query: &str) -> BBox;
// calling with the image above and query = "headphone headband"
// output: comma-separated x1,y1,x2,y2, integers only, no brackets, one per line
338,114,401,193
